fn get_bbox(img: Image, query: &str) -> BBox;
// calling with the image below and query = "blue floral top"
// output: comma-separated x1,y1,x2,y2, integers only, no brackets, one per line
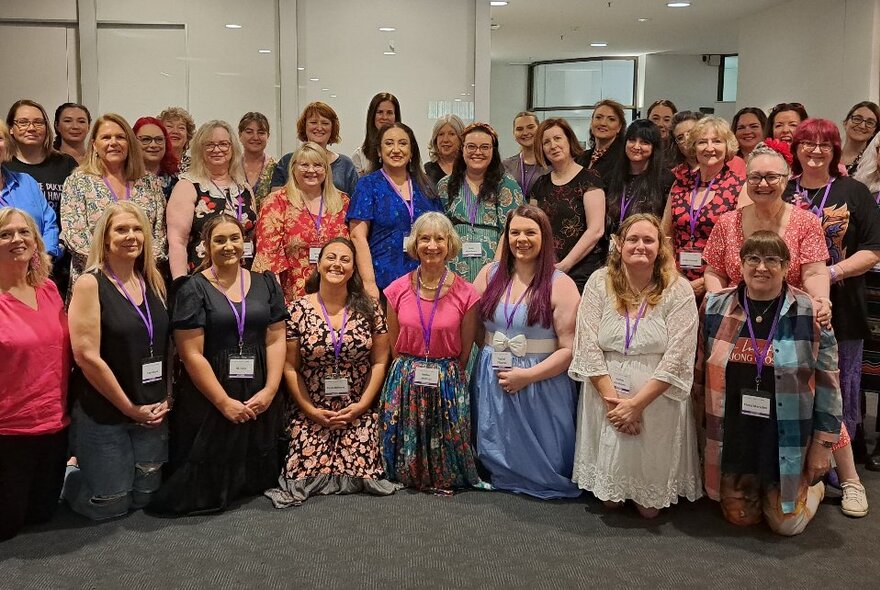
346,170,443,291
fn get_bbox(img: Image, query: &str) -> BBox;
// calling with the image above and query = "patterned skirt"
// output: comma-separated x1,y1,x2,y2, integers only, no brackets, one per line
379,355,481,492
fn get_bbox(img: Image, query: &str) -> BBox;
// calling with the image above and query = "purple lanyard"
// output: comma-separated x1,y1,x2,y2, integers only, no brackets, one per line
317,294,348,368
210,267,247,352
503,281,530,330
743,294,783,387
688,171,718,239
305,195,325,236
795,178,834,219
243,154,266,193
875,191,880,205
463,181,479,226
520,154,537,196
380,170,415,223
107,267,155,355
620,186,634,224
103,177,131,201
415,268,448,358
211,180,244,222
623,299,649,355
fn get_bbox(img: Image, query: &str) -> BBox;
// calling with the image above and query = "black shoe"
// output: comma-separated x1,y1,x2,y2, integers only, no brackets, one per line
867,450,880,472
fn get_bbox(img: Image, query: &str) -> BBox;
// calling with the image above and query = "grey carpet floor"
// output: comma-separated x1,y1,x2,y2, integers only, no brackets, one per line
1,470,878,589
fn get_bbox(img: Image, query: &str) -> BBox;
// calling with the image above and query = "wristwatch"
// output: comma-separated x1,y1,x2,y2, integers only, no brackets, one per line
813,439,834,449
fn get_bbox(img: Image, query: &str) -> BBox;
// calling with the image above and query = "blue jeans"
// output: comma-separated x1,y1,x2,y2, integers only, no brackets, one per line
63,403,168,521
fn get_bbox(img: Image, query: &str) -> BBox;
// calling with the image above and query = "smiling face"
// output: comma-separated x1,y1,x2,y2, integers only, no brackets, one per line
694,126,727,168
136,123,166,168
463,130,494,176
93,120,129,169
318,241,355,287
735,113,764,154
57,107,90,146
0,212,36,268
772,110,802,143
208,220,244,267
844,106,878,144
415,226,449,265
203,126,233,170
379,127,411,172
292,154,326,193
105,211,144,261
797,135,834,176
620,220,659,270
507,214,542,263
162,117,189,154
742,253,788,298
239,121,268,155
513,115,539,150
374,100,397,130
673,120,696,160
435,124,460,160
746,154,787,205
625,136,653,166
648,105,674,140
10,105,48,149
541,125,572,167
591,106,622,144
305,113,333,148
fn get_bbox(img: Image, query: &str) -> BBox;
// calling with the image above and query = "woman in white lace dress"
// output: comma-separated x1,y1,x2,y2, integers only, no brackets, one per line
569,213,702,518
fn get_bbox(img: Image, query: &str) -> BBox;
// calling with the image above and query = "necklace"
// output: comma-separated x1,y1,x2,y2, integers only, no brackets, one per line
749,297,778,324
417,273,444,291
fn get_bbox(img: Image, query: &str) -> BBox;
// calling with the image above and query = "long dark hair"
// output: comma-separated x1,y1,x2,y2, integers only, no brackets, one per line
765,102,809,139
446,123,504,205
377,122,437,200
304,237,375,324
605,120,666,225
53,102,92,149
361,92,401,174
480,205,556,328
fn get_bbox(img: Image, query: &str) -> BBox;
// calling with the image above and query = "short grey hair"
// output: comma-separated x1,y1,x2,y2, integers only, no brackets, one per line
405,211,462,261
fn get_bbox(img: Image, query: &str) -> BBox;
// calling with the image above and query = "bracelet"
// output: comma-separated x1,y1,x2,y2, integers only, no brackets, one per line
829,265,839,283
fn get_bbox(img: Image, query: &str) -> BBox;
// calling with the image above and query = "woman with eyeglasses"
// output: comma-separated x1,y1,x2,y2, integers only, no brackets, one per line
166,120,256,278
441,122,524,283
53,103,91,165
133,117,180,200
841,101,880,175
239,112,276,211
783,118,880,518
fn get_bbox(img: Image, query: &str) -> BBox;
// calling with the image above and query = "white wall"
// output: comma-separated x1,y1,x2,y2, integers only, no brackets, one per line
737,0,880,121
642,54,737,121
490,62,529,159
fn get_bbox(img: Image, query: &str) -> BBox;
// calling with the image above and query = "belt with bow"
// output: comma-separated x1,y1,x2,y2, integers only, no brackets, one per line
485,331,558,355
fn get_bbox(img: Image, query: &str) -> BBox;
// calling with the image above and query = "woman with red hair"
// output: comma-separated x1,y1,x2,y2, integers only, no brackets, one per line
133,117,179,200
784,118,880,518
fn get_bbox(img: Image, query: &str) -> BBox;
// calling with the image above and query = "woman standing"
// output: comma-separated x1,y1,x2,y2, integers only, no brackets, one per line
380,212,481,492
133,117,180,200
424,114,464,186
265,238,396,507
531,118,606,292
166,120,256,278
472,205,581,499
150,214,288,515
53,103,91,164
668,111,705,176
352,92,400,177
732,107,767,160
60,113,166,288
440,122,523,283
575,99,626,180
347,123,442,301
158,107,196,173
0,209,70,541
501,112,548,198
661,116,745,299
253,142,349,305
570,214,702,518
766,103,809,144
65,203,170,520
646,99,677,143
238,112,277,210
271,102,358,197
840,101,880,175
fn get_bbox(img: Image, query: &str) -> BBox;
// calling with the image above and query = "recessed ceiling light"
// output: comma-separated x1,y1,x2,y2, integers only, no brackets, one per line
590,42,608,47
321,88,329,91
667,2,692,7
637,17,651,22
383,51,396,55
258,49,271,54
330,94,337,98
454,98,463,102
378,26,396,32
460,92,468,96
309,77,319,81
225,24,242,29
297,66,305,71
490,1,509,6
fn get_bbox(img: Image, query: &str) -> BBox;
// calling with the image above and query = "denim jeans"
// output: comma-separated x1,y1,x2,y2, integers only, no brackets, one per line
63,403,168,521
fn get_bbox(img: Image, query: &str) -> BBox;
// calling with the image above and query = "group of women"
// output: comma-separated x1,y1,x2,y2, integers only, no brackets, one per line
2,92,880,542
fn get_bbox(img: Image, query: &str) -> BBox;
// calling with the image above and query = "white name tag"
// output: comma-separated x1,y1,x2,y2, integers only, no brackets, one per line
679,250,703,269
462,241,483,258
402,233,410,253
741,392,771,418
323,376,350,397
491,351,513,369
229,355,256,379
142,358,163,384
413,363,440,387
612,374,631,397
309,246,322,264
243,241,255,258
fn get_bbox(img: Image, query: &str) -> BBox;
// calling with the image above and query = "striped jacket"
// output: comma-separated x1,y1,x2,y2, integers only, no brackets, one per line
693,285,841,513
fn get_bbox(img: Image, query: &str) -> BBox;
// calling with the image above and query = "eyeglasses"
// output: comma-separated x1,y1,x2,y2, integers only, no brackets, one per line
464,143,493,154
742,255,785,270
205,141,233,152
296,162,325,171
746,173,786,186
13,118,47,130
848,115,878,130
138,136,166,146
674,134,688,145
799,141,833,154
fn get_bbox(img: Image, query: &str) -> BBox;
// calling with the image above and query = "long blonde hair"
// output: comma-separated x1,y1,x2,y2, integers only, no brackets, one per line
84,202,167,302
186,120,247,186
0,208,51,286
605,213,677,310
283,142,345,214
79,113,146,181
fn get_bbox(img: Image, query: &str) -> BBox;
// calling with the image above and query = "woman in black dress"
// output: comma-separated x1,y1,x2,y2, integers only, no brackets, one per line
150,214,288,515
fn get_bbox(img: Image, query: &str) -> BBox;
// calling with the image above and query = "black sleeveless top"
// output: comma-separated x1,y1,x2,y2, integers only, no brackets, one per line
74,270,170,424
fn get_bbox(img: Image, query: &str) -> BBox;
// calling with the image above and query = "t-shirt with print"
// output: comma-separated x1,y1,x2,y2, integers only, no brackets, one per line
6,153,78,220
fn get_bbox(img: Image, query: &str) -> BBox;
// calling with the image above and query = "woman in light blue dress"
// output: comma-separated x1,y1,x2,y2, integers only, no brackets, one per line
472,204,581,499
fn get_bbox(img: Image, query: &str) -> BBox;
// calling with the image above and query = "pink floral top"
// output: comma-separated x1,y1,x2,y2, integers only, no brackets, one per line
703,205,829,288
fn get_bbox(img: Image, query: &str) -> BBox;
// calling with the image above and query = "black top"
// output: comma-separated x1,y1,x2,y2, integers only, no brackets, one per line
605,169,675,236
721,286,781,484
575,143,621,183
74,271,170,424
423,161,448,187
783,175,880,341
6,153,77,219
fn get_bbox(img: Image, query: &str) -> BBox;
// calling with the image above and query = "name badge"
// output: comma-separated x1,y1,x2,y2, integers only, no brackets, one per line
612,373,631,397
229,354,256,379
243,241,255,258
741,389,771,418
402,233,410,253
413,363,440,387
142,356,164,384
462,242,483,258
309,246,322,264
491,351,513,369
679,250,703,269
323,374,350,397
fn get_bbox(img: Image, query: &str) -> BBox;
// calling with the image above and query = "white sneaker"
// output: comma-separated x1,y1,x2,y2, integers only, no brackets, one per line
841,480,869,518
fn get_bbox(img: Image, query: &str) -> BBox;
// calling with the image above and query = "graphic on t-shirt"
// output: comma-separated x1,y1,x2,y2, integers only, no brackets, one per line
730,337,774,367
819,203,849,264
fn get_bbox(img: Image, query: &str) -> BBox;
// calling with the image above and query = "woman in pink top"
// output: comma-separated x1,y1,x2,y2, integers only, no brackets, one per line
0,208,70,542
379,211,482,493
